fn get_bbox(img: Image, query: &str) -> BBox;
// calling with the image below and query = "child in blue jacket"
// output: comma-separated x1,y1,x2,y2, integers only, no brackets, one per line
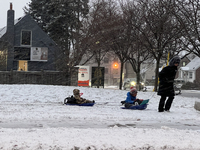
124,88,143,108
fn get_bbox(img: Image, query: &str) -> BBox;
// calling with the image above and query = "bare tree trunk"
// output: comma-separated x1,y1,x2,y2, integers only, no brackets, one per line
136,72,141,90
154,59,160,92
97,60,100,88
119,62,124,90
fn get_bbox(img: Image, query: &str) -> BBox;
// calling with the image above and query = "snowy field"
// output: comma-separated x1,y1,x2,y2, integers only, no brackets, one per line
0,84,200,150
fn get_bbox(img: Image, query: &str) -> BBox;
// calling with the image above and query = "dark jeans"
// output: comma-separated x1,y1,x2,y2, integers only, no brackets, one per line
158,95,174,112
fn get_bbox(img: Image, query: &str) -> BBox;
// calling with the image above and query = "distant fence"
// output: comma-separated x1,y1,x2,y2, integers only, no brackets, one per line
0,70,78,86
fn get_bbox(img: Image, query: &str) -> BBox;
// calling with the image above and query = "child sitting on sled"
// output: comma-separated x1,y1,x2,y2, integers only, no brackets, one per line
73,89,95,104
124,88,143,108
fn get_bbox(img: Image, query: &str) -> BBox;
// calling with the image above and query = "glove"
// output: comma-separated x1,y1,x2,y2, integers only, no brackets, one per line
121,101,125,105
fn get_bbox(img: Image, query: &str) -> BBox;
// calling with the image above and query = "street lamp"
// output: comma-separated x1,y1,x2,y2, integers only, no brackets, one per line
113,62,119,69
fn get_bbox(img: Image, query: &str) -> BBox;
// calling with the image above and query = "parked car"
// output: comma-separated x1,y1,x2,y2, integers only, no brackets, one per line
123,78,145,91
174,79,185,89
174,79,185,95
174,84,181,95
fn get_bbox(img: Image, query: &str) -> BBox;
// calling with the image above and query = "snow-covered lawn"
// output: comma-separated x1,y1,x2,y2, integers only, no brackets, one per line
0,84,200,150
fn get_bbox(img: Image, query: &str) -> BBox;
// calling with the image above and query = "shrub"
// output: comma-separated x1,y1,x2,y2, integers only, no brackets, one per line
181,81,200,90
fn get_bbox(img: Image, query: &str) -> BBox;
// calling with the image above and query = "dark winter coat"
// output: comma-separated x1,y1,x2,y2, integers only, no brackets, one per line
73,89,92,104
157,56,180,96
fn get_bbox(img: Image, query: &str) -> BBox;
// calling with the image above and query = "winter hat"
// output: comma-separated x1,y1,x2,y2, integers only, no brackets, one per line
73,89,80,95
169,56,181,66
130,88,137,95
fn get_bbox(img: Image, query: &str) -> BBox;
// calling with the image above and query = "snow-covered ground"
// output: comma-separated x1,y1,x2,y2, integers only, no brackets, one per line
0,84,200,150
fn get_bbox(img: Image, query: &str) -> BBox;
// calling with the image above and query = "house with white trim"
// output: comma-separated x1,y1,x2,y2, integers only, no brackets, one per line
179,56,200,83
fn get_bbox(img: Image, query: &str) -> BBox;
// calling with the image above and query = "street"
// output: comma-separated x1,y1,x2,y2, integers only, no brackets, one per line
180,90,200,98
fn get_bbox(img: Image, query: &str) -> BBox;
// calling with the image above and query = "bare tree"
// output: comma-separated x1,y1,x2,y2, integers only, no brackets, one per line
174,0,200,57
93,0,133,90
123,0,183,91
79,0,112,88
128,39,152,90
120,1,152,90
108,23,131,90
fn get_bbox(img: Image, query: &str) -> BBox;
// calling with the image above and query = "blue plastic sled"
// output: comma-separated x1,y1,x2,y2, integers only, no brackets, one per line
121,104,148,110
121,99,149,110
65,103,95,106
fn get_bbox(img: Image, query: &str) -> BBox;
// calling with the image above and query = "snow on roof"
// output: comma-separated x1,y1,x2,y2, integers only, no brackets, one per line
185,56,200,71
180,67,189,71
0,16,24,38
141,68,148,74
0,27,6,38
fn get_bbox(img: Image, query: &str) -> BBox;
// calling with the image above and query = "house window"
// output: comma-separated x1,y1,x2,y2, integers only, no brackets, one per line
14,47,30,60
182,61,186,67
0,49,7,70
189,72,193,79
21,30,31,46
104,57,109,63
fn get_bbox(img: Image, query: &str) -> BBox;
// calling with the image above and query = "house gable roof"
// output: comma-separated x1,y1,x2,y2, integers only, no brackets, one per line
185,56,200,71
0,27,6,38
0,16,25,38
1,14,58,48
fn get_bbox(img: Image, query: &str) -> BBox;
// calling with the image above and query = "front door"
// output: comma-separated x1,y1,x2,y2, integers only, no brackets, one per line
18,60,28,71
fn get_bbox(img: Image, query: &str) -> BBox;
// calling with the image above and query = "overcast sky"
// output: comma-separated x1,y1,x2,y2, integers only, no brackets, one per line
0,0,31,28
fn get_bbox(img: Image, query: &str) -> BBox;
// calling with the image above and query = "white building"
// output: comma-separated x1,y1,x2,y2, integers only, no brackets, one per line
180,56,200,83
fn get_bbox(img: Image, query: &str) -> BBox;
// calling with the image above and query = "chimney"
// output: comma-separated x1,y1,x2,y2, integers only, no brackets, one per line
6,3,15,35
6,3,15,71
10,2,13,10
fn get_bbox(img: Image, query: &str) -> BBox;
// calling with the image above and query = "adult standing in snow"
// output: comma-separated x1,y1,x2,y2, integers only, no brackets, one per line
157,56,181,112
